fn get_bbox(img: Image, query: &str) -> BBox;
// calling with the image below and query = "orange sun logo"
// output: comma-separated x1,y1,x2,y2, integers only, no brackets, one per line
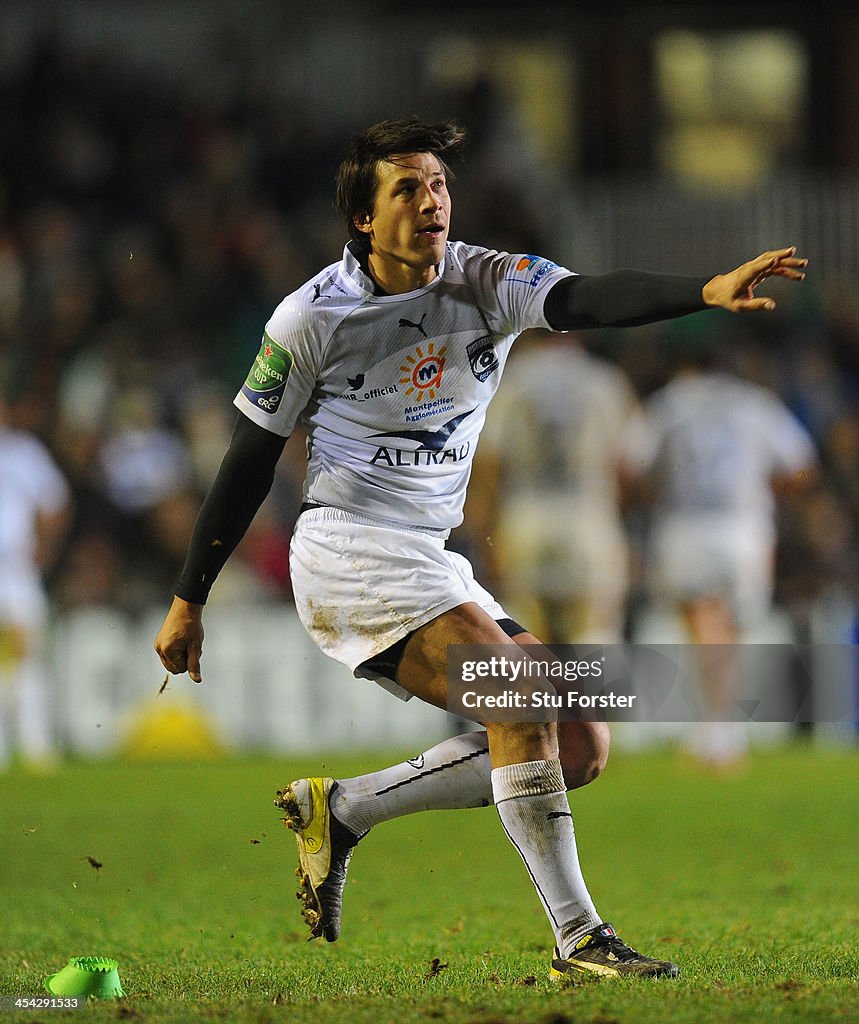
399,342,447,403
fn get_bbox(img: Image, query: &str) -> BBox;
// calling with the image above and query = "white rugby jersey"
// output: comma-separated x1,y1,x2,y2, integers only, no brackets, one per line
234,241,574,530
0,427,69,575
627,371,815,526
481,341,638,504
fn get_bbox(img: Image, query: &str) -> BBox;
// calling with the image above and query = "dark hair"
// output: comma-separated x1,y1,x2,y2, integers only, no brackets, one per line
335,119,466,250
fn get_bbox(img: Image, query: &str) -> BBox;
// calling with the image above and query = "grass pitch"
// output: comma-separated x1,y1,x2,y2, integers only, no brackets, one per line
0,743,856,1023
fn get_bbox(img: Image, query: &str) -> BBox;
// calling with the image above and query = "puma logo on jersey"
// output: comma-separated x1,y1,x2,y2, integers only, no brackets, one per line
312,282,330,303
398,313,428,338
372,409,474,451
407,754,425,769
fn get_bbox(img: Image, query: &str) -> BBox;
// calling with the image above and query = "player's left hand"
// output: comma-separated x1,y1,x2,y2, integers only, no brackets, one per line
702,247,807,313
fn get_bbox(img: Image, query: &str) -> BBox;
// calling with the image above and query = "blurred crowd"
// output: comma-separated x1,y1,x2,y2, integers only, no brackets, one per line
1,33,857,644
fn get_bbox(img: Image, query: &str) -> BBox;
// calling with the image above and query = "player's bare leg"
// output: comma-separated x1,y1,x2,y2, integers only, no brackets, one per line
325,621,608,837
392,605,674,976
275,621,607,942
379,604,606,955
280,603,675,975
681,596,747,770
509,628,611,787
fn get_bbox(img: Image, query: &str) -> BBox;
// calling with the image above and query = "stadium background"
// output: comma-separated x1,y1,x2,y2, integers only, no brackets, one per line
1,0,858,755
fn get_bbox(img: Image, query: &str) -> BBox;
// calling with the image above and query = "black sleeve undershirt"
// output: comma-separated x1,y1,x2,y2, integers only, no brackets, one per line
543,270,710,330
174,414,288,605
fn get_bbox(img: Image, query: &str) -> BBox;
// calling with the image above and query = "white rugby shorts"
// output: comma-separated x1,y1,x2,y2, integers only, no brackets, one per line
647,513,775,627
289,506,508,700
496,494,628,602
0,570,48,629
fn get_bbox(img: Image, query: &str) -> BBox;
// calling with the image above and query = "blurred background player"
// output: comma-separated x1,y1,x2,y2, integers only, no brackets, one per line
621,325,818,768
0,394,71,770
469,328,639,644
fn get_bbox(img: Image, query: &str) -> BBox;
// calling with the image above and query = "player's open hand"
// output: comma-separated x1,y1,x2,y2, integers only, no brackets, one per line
702,247,807,313
154,596,205,683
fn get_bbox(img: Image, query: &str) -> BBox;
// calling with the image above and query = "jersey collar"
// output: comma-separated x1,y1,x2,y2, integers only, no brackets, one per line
342,242,448,300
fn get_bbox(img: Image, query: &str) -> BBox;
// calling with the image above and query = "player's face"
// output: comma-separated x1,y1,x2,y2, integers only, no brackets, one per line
356,152,451,293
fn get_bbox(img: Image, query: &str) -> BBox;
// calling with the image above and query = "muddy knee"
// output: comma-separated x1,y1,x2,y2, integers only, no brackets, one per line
485,720,558,768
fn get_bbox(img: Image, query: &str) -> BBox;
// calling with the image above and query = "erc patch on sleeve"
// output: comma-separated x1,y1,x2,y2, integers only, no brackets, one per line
241,334,294,413
505,253,560,288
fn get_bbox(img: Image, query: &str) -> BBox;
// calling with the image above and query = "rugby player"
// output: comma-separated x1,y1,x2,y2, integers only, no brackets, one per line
156,119,806,979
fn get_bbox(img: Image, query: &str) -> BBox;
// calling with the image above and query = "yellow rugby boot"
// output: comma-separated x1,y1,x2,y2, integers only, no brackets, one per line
551,923,679,979
274,777,364,941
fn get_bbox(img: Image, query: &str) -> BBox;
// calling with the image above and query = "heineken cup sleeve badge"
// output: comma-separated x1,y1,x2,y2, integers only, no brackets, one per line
241,334,294,414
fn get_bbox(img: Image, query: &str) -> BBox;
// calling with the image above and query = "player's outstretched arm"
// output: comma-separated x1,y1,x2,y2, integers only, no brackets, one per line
702,246,807,313
154,414,288,682
543,247,807,331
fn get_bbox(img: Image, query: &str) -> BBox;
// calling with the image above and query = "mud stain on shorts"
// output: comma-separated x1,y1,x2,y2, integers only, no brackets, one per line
347,588,386,642
304,597,342,648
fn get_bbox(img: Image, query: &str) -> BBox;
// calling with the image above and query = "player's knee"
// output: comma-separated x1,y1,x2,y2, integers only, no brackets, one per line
559,721,610,789
485,720,557,767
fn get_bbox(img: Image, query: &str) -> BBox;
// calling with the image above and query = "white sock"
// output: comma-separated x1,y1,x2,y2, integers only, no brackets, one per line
329,731,492,836
689,720,749,765
492,758,600,955
17,658,55,760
